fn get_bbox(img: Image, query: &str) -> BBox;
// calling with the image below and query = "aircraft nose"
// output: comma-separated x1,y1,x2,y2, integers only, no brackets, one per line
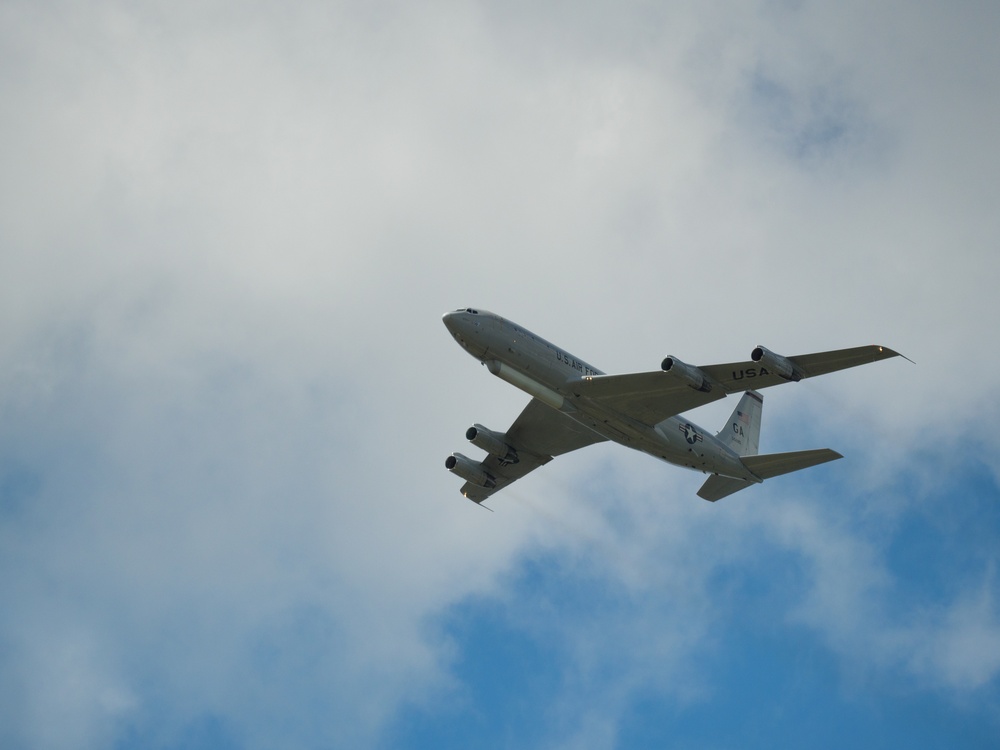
443,310,468,339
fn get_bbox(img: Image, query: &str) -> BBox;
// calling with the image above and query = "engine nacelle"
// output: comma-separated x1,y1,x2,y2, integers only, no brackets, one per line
751,346,802,381
661,356,712,392
466,424,519,464
445,453,496,488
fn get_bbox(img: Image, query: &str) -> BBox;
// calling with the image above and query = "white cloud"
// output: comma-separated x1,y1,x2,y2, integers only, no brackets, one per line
915,580,1000,691
1,0,999,747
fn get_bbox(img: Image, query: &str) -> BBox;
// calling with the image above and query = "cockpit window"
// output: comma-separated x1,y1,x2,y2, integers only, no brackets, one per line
466,308,479,314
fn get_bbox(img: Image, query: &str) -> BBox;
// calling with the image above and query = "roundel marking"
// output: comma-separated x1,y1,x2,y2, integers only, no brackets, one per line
681,423,700,444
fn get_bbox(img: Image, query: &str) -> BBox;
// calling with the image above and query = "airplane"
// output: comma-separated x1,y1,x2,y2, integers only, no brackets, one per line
443,308,906,504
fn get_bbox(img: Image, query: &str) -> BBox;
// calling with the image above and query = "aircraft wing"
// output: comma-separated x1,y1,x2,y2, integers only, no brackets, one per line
571,345,903,426
700,345,905,392
569,372,728,427
459,398,607,503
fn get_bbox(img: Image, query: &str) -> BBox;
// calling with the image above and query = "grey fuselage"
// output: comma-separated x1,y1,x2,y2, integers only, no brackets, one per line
443,309,758,482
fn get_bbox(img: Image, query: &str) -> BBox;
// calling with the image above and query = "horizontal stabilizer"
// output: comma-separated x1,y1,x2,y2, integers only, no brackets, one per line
697,448,843,502
698,475,754,502
742,448,842,479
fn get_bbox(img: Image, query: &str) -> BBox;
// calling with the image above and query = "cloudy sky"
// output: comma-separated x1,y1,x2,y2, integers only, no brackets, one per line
2,1,999,747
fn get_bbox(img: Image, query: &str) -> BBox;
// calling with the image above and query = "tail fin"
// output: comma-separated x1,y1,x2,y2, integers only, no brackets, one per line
697,448,843,502
717,390,762,457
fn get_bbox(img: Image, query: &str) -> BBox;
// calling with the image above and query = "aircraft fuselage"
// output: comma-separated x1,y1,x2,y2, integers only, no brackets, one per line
443,309,759,483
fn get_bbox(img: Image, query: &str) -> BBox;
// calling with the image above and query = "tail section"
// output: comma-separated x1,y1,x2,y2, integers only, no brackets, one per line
697,448,843,501
717,390,762,457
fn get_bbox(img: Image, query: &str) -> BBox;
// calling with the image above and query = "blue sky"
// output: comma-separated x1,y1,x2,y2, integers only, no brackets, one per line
2,1,999,748
390,459,1000,749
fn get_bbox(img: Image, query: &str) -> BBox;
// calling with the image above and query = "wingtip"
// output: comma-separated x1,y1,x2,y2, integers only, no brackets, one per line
877,346,915,365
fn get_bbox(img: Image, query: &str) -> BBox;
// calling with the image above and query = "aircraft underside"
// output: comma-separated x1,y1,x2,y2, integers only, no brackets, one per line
442,308,904,504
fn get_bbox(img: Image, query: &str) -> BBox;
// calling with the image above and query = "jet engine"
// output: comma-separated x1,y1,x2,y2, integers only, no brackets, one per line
751,346,802,382
445,453,496,488
466,424,519,464
661,356,712,392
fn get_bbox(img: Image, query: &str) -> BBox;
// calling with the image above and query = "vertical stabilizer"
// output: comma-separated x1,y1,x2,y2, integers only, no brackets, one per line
717,390,762,457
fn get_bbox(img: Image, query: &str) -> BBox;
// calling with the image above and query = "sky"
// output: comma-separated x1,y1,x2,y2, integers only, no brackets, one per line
1,0,999,748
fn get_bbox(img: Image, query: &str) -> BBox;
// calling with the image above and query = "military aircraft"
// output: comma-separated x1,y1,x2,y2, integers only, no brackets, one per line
443,308,905,504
